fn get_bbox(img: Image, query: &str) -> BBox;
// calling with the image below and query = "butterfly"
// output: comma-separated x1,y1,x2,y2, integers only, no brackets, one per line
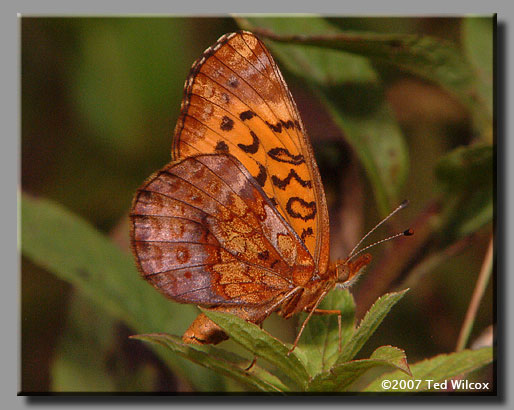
130,31,377,351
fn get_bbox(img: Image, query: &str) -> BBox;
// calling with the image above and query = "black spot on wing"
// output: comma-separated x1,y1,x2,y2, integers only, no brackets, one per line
239,110,256,121
300,227,313,242
258,250,270,260
266,121,282,133
215,140,229,153
268,148,305,165
255,163,267,187
286,197,317,221
280,119,295,130
220,116,234,131
238,130,259,154
265,119,297,133
271,169,312,190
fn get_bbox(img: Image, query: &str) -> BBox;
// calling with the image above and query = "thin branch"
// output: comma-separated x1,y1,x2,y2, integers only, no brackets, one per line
455,236,494,352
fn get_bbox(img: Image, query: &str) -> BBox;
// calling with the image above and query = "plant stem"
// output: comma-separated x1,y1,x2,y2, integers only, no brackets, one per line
455,236,494,352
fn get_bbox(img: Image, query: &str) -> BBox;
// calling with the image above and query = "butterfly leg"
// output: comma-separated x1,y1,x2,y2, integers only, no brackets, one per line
244,356,257,371
244,323,263,371
307,308,341,315
303,308,343,352
338,314,342,352
287,289,330,355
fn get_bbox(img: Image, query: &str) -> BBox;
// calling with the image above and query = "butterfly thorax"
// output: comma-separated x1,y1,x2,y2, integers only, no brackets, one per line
276,251,372,319
277,277,334,319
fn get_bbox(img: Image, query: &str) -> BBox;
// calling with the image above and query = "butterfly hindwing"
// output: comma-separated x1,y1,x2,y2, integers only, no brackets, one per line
130,153,316,308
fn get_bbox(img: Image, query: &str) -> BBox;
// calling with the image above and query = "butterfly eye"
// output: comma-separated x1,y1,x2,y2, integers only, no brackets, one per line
336,253,372,288
335,262,350,283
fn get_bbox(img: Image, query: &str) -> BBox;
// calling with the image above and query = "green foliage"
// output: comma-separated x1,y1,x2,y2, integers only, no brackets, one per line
134,289,493,392
201,309,310,390
239,15,492,139
462,17,493,124
435,144,493,241
335,290,409,364
307,346,411,392
51,293,120,392
363,347,494,392
132,334,287,393
295,289,355,375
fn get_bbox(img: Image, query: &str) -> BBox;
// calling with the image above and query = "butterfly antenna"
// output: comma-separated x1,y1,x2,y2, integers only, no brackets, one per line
347,229,414,263
347,200,410,259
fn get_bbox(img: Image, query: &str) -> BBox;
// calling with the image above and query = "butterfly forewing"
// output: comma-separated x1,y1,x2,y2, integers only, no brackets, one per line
130,153,316,307
172,31,330,275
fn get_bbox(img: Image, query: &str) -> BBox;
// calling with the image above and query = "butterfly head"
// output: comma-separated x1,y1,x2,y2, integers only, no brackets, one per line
334,253,372,289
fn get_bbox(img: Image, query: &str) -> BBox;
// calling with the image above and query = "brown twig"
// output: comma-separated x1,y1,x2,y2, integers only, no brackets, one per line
455,236,494,352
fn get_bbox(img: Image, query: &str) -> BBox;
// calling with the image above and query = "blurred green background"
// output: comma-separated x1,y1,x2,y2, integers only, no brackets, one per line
21,16,493,392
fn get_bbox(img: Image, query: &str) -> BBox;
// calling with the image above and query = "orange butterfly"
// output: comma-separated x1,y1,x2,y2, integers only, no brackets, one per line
130,31,379,351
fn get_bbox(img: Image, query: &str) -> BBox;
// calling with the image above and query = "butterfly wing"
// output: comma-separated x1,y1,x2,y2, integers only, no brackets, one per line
172,31,330,276
130,153,315,309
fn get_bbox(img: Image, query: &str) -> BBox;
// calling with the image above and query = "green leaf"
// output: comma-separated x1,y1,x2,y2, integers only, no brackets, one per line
53,291,160,392
51,293,118,392
132,333,286,393
363,347,494,392
238,16,379,84
368,345,412,376
239,16,492,136
318,93,408,216
435,144,493,238
201,309,310,390
237,16,408,217
336,289,409,364
436,144,492,191
20,193,224,391
307,345,410,392
462,16,493,123
295,289,356,376
72,18,196,157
